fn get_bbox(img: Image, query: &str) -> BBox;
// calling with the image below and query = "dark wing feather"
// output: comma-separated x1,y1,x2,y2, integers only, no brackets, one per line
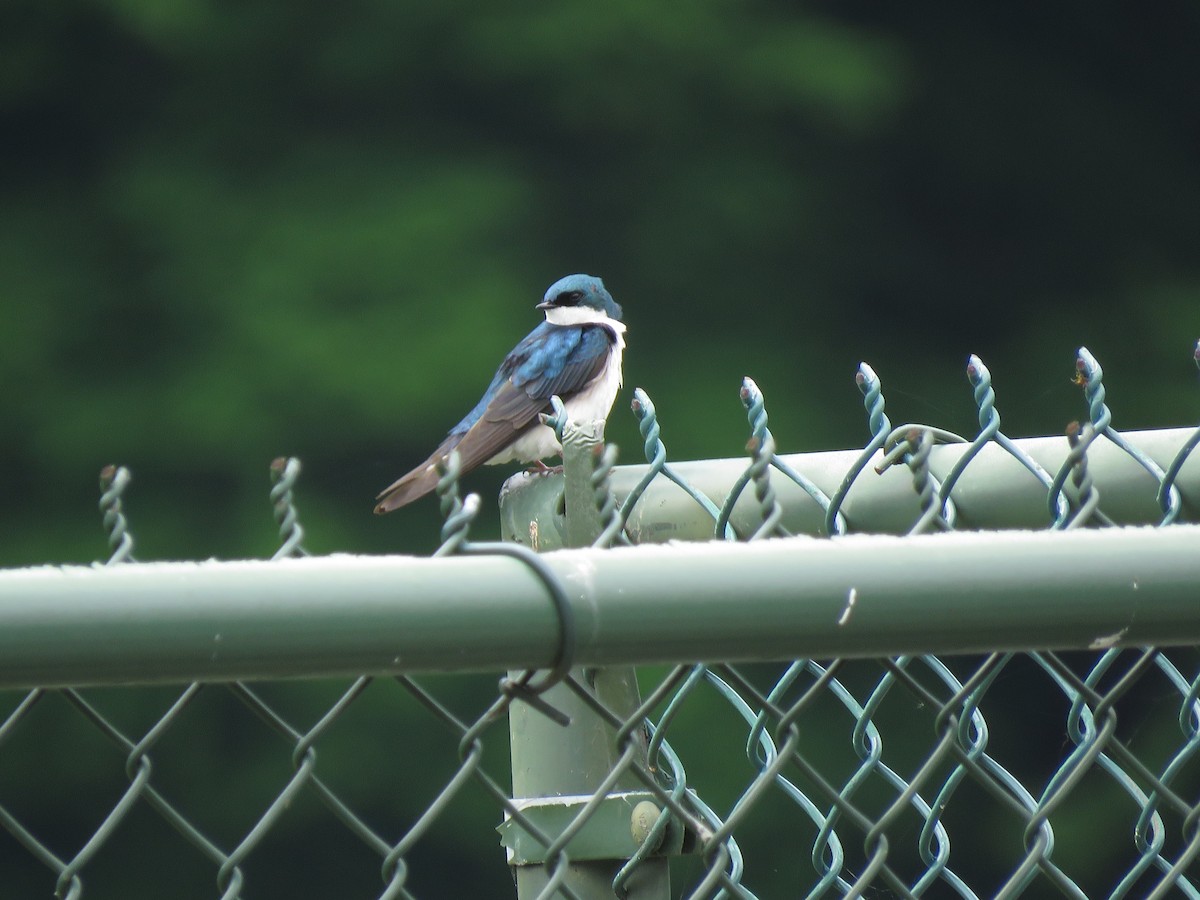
449,326,613,470
520,332,613,401
484,334,611,422
374,324,615,513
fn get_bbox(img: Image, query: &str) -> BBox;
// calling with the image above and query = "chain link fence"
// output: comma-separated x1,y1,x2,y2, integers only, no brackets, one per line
2,345,1199,899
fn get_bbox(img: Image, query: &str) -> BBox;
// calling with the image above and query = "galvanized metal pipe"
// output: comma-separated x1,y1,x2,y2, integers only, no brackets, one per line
500,426,1200,548
0,524,1196,689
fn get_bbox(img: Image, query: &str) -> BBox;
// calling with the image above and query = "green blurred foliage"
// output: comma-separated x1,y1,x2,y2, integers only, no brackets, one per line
2,1,1200,897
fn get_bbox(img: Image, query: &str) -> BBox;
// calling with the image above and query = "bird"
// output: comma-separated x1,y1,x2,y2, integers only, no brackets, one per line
374,274,626,513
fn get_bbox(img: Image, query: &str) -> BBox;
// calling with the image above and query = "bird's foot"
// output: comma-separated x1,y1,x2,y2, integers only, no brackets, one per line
525,460,564,476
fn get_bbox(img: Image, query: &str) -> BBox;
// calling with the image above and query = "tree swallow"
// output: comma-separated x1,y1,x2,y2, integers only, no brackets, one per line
374,274,626,513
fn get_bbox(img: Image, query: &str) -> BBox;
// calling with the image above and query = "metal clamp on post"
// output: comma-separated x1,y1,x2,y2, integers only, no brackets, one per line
497,791,685,865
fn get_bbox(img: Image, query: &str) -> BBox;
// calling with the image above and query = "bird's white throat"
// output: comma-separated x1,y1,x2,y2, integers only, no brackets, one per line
543,306,627,333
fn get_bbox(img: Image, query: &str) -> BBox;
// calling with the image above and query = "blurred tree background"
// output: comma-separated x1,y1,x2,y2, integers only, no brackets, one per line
2,1,1200,898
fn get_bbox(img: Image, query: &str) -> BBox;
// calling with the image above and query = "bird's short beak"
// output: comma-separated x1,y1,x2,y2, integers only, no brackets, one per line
535,300,554,310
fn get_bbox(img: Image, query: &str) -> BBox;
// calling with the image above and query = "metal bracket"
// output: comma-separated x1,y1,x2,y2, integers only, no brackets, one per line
497,790,693,865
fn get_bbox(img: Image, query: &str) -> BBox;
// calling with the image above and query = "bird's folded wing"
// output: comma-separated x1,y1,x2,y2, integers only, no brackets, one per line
450,327,614,471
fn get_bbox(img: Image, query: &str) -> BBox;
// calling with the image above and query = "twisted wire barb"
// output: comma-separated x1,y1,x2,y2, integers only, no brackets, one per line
269,457,307,559
1074,347,1182,524
876,426,966,473
825,363,890,536
875,422,964,529
99,465,135,564
741,378,784,539
933,355,1002,513
746,433,784,541
1061,422,1103,529
272,348,1194,898
938,355,1071,527
591,443,625,548
908,430,940,527
618,388,732,539
131,458,379,899
906,429,950,534
716,377,774,539
434,451,480,557
717,378,788,539
717,377,839,539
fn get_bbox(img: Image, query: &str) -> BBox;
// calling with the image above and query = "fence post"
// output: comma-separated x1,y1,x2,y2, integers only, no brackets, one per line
505,419,670,899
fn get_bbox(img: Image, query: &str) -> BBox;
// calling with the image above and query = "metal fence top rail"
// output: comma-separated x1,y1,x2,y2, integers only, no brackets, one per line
1,522,1198,689
503,425,1200,548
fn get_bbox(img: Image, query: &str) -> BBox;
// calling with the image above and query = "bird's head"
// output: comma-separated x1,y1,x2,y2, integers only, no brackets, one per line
537,274,623,325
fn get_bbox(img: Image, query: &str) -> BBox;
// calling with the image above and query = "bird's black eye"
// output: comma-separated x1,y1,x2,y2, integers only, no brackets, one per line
556,289,584,306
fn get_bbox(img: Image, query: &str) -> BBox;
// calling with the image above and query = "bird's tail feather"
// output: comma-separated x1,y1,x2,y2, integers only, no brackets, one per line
376,434,464,515
374,458,443,514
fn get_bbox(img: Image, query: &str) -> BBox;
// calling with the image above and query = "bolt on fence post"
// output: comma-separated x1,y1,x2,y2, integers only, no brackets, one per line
505,416,669,900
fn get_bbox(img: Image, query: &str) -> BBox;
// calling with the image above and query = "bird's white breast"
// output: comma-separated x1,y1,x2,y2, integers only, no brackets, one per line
563,327,624,425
